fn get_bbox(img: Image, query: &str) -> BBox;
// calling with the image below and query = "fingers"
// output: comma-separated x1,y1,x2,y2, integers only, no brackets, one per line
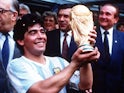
88,38,96,46
88,29,97,46
91,47,100,61
93,26,96,30
80,47,100,61
71,46,100,67
88,31,97,39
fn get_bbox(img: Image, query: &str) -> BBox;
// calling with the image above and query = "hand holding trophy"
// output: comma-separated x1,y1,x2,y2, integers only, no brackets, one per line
70,5,94,52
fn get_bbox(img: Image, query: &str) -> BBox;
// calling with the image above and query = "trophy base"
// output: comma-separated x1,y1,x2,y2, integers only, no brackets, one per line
80,44,94,53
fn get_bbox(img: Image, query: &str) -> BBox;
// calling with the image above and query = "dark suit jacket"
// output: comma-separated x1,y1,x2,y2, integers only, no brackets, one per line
44,29,78,62
92,27,124,93
0,44,21,93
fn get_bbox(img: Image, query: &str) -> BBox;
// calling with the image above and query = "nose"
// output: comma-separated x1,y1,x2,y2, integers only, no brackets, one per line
45,20,50,23
58,16,64,21
100,13,107,18
37,30,46,38
37,31,42,37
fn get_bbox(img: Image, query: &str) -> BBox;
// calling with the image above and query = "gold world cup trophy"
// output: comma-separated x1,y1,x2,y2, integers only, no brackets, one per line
70,5,94,52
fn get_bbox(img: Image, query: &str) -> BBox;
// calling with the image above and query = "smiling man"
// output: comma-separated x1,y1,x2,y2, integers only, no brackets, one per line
7,13,100,93
92,4,124,93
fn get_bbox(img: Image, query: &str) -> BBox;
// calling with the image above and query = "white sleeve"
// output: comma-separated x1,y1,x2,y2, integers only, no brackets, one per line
7,58,43,93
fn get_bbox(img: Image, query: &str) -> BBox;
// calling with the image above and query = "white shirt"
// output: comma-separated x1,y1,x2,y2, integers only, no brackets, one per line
60,30,72,54
0,31,15,62
100,27,113,54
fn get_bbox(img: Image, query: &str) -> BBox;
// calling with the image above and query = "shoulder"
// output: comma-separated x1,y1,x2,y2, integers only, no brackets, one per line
46,29,60,36
114,29,124,37
8,57,23,66
7,56,27,77
7,56,29,71
46,30,60,43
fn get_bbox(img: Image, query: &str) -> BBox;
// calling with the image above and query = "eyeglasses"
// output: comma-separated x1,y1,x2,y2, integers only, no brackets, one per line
0,8,13,14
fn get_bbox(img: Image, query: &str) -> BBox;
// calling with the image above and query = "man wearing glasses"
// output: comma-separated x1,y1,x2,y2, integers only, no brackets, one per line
0,0,21,93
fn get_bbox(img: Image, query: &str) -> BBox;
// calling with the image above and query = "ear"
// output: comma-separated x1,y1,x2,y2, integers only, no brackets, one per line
17,40,24,46
11,11,18,21
114,17,119,24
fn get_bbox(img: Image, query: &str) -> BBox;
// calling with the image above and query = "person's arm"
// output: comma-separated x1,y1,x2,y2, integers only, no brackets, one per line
79,63,93,90
27,47,99,93
78,47,100,93
27,61,79,93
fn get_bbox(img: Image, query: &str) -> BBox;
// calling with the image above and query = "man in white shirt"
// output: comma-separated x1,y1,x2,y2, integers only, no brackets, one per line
0,0,21,93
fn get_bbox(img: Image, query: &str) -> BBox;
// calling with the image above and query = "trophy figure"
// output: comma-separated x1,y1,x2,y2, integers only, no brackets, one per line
70,5,94,52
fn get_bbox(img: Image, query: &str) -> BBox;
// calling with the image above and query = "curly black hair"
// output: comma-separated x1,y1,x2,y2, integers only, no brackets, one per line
13,13,43,54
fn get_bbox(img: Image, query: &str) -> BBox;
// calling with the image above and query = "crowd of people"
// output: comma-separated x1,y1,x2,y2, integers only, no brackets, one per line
0,0,124,93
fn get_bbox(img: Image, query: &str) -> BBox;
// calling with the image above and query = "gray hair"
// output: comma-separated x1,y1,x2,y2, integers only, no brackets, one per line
19,3,31,14
42,11,58,24
10,0,19,14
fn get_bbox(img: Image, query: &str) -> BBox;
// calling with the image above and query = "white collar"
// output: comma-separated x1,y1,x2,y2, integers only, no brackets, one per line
0,30,13,38
60,30,72,37
100,27,113,36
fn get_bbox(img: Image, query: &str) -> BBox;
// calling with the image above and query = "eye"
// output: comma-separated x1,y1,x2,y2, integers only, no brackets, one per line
105,12,111,16
28,30,37,35
27,28,46,35
40,29,46,33
58,14,62,18
49,19,54,22
64,15,69,18
0,8,5,14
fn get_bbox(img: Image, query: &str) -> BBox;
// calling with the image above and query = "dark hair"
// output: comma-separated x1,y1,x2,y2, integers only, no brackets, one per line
57,4,75,14
13,13,43,54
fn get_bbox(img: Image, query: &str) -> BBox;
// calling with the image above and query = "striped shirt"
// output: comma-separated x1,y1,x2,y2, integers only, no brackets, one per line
7,56,79,93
